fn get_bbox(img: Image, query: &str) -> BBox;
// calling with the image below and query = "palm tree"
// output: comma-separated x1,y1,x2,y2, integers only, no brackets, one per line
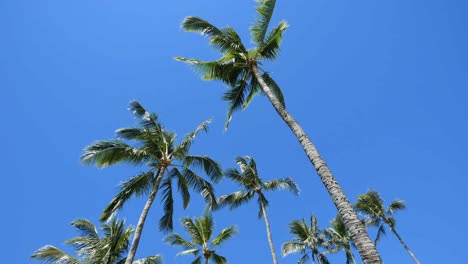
355,190,420,264
217,156,299,264
282,214,329,264
31,218,162,264
164,212,236,264
81,100,223,264
176,1,382,262
324,216,356,264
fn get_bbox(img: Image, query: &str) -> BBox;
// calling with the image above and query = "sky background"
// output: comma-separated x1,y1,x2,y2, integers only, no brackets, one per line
2,0,467,263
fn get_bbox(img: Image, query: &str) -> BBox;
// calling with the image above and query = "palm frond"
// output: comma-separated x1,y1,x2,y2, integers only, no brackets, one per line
224,78,250,129
250,0,277,45
169,168,190,209
388,200,406,214
175,57,244,87
100,171,155,221
181,17,246,54
31,246,80,264
70,219,99,239
164,233,195,249
81,140,148,168
374,224,386,245
172,119,211,159
281,241,306,256
176,248,200,256
242,74,261,110
257,192,269,218
196,213,214,243
261,72,285,108
263,177,299,195
128,100,160,130
100,171,154,221
183,155,223,183
210,252,227,264
191,256,202,264
212,226,237,246
217,190,255,210
257,20,288,60
182,169,218,209
182,217,203,245
159,178,174,232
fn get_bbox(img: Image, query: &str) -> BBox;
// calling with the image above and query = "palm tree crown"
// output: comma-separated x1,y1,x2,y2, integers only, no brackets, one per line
282,214,330,264
81,100,223,264
355,190,420,264
31,218,162,264
324,216,356,264
218,156,299,264
165,212,236,264
177,0,286,128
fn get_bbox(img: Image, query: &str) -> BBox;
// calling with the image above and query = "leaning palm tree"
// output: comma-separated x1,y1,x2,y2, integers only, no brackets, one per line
81,100,223,264
164,212,236,264
31,218,162,264
324,216,356,264
218,156,299,264
282,214,329,264
355,190,420,264
176,1,381,262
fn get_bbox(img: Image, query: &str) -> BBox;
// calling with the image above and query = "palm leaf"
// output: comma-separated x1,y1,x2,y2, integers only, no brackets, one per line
100,171,155,221
210,253,227,264
182,217,203,245
164,233,195,249
159,177,174,232
172,119,211,159
257,20,288,60
169,168,190,209
211,226,237,246
132,255,163,264
217,190,255,210
81,140,148,168
263,177,300,195
251,0,277,45
31,246,80,264
223,78,250,129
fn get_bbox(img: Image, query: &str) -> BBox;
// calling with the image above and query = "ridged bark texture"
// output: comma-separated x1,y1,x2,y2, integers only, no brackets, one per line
260,199,279,264
390,227,420,264
125,167,166,264
251,65,382,264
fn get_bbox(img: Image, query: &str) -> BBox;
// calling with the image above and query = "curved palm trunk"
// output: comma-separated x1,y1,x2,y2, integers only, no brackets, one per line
251,65,382,264
125,167,166,264
390,227,420,264
259,199,279,264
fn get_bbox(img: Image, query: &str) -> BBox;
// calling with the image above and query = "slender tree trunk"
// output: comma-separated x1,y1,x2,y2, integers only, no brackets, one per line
390,227,420,264
125,167,166,264
259,199,279,264
316,253,322,264
251,65,382,264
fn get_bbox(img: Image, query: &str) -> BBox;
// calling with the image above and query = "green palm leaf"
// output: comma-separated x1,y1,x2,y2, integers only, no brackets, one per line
251,0,277,45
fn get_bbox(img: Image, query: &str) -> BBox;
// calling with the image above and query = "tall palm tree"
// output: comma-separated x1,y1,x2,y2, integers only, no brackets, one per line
355,191,420,264
164,212,236,264
31,218,162,264
176,1,382,262
282,214,329,264
324,216,356,264
81,100,223,264
217,156,299,264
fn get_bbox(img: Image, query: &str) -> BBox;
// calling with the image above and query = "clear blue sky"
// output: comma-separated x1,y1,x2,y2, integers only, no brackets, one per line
2,0,467,263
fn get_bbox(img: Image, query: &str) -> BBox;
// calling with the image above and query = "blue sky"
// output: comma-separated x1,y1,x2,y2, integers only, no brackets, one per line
2,0,467,263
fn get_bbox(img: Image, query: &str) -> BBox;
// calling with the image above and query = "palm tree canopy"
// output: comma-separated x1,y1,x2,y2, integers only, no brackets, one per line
355,190,406,244
282,214,330,264
81,100,223,231
164,212,236,264
177,0,287,128
31,218,162,264
324,216,356,264
218,156,299,217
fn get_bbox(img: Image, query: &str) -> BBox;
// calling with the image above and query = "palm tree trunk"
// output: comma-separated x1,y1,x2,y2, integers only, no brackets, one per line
251,65,382,264
259,199,279,264
125,167,166,264
390,227,420,264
